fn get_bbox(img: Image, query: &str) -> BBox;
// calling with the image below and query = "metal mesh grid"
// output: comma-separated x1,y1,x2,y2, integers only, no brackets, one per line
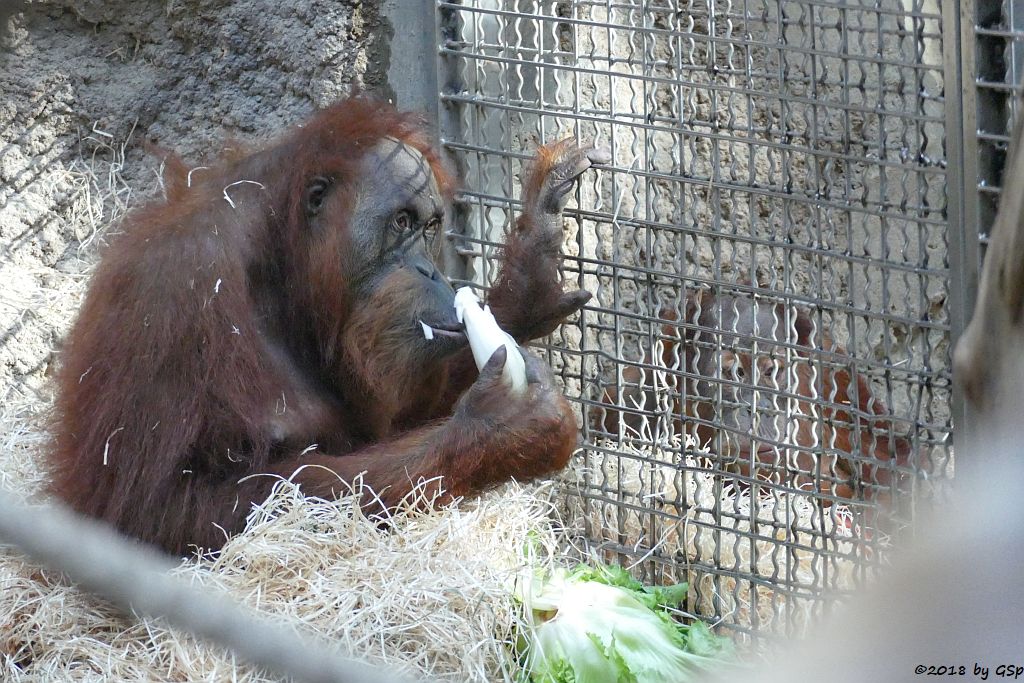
968,0,1024,257
436,0,952,641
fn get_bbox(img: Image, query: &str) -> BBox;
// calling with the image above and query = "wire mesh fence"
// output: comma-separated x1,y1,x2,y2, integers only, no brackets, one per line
943,0,1024,448
965,0,1024,258
435,0,957,642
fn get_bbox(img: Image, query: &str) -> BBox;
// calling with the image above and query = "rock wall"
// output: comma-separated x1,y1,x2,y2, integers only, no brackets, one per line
0,0,389,400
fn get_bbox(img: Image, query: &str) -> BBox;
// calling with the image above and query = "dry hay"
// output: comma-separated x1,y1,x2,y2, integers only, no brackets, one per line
0,395,566,681
562,435,880,642
0,397,885,680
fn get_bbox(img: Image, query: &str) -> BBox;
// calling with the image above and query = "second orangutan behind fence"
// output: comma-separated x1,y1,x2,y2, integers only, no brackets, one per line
599,288,923,506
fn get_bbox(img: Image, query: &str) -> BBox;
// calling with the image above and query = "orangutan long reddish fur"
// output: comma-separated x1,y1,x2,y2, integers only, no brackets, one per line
48,100,578,554
599,297,920,505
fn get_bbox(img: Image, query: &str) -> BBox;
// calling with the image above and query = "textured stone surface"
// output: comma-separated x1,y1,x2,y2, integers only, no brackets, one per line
0,0,387,399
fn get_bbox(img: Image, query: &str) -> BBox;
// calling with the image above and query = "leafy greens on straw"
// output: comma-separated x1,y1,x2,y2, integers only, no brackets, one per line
515,562,733,682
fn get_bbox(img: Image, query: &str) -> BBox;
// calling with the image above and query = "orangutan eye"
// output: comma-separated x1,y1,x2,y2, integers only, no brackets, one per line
393,210,414,233
306,177,331,216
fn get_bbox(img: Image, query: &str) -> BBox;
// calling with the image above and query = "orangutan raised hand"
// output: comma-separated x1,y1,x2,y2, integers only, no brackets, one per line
488,138,609,342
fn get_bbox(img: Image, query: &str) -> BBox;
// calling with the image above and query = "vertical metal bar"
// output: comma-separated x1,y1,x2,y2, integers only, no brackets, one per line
383,0,468,283
383,1,440,127
440,1,470,283
945,0,979,449
1011,0,1024,125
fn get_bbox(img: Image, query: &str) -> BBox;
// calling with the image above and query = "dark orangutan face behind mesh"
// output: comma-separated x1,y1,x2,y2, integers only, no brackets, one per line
685,291,918,502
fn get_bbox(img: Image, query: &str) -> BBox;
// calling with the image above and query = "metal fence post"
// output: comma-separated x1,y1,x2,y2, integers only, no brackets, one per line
946,0,980,451
383,0,467,283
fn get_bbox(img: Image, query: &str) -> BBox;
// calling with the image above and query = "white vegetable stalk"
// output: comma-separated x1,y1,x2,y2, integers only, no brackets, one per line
453,287,527,395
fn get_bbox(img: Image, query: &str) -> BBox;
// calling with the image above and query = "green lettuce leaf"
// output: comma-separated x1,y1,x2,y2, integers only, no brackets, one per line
516,563,733,683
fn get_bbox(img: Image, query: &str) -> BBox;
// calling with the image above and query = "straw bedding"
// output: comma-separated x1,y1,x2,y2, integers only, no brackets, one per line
0,397,564,681
0,400,870,681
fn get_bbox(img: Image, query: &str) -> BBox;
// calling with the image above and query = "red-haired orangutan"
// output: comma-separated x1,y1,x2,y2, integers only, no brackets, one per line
599,289,920,506
49,98,601,555
681,290,919,505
